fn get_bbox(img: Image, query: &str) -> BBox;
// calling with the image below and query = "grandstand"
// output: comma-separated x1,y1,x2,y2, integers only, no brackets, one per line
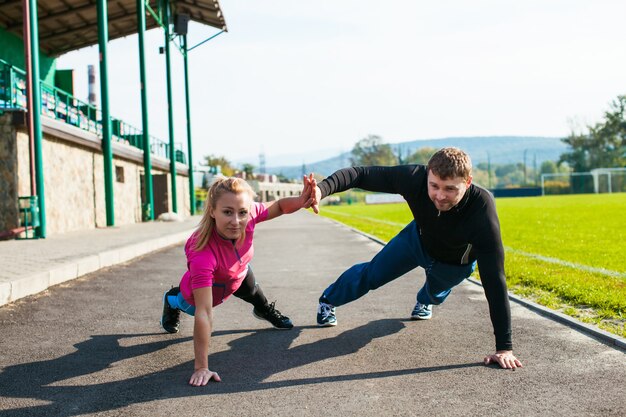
0,1,227,238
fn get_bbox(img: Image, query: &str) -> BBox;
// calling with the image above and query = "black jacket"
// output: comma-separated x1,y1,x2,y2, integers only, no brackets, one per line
318,165,512,351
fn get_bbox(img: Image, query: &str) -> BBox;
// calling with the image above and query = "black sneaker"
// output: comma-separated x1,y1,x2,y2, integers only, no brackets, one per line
161,287,181,334
253,301,293,329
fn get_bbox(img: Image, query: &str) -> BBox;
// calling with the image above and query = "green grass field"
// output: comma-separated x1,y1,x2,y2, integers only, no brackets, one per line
318,192,626,337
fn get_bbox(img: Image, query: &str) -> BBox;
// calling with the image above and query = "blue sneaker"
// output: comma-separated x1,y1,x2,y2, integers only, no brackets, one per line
317,302,337,327
411,302,432,320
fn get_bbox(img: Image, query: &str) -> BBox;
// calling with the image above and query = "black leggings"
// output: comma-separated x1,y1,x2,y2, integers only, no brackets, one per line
233,267,269,311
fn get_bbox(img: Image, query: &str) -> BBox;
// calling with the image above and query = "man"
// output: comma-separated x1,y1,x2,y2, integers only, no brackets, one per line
310,147,522,369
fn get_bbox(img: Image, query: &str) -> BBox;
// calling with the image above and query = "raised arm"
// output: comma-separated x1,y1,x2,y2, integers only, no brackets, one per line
265,174,316,220
189,287,221,385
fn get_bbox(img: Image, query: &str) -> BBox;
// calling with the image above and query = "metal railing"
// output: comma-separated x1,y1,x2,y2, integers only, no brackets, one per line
0,58,186,164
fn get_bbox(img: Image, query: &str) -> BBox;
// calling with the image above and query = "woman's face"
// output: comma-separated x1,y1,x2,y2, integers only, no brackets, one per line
210,191,252,240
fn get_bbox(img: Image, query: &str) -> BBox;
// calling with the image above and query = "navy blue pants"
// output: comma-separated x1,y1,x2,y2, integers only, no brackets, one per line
322,221,475,307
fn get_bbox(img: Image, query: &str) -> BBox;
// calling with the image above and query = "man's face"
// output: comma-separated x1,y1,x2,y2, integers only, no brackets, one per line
427,170,472,212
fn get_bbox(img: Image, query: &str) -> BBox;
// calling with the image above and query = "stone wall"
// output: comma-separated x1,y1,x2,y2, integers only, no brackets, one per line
17,132,98,233
0,113,18,231
1,112,189,236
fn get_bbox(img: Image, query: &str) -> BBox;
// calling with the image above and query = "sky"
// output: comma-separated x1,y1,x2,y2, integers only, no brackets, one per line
56,0,626,168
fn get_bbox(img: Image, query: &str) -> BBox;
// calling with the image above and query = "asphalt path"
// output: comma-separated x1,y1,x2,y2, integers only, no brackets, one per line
1,211,624,416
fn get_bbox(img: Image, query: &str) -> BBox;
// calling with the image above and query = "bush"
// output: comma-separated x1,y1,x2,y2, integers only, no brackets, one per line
543,180,571,195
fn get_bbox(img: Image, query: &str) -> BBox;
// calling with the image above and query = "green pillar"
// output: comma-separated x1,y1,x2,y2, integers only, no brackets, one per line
27,0,46,238
97,0,115,226
137,0,154,220
182,35,195,215
162,0,177,213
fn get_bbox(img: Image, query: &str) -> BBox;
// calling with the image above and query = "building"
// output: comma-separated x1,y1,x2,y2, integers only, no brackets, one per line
0,1,227,239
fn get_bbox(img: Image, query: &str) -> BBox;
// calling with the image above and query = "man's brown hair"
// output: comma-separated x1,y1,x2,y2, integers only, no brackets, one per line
427,147,472,180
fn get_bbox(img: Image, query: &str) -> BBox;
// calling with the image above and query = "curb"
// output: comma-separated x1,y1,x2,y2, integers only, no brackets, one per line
321,215,626,351
466,278,626,351
0,230,192,308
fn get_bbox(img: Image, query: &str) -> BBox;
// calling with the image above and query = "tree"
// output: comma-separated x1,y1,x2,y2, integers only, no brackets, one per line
276,173,291,183
405,147,437,165
242,163,255,179
204,154,235,176
494,163,519,178
350,135,398,166
395,145,410,164
540,160,558,175
470,167,491,189
560,95,626,171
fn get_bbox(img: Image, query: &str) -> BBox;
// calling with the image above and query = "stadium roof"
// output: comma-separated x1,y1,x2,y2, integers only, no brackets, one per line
0,0,227,57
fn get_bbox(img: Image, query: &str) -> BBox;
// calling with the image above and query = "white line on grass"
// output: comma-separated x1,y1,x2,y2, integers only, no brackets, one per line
321,209,407,227
323,209,626,279
504,247,626,278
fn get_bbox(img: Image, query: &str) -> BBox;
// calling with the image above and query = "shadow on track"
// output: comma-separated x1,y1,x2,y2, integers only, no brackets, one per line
0,319,481,416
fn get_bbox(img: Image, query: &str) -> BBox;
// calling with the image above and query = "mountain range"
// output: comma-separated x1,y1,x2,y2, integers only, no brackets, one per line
266,136,569,179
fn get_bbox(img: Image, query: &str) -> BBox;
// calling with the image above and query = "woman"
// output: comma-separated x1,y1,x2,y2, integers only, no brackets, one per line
160,175,315,386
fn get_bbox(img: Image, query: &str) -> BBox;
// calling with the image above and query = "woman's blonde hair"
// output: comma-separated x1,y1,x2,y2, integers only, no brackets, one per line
193,177,256,251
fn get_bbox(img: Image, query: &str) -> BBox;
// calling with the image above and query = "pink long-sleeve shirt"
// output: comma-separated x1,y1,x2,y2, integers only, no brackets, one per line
179,202,269,307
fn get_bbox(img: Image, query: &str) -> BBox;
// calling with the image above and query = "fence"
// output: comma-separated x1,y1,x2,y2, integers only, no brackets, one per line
0,58,185,164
